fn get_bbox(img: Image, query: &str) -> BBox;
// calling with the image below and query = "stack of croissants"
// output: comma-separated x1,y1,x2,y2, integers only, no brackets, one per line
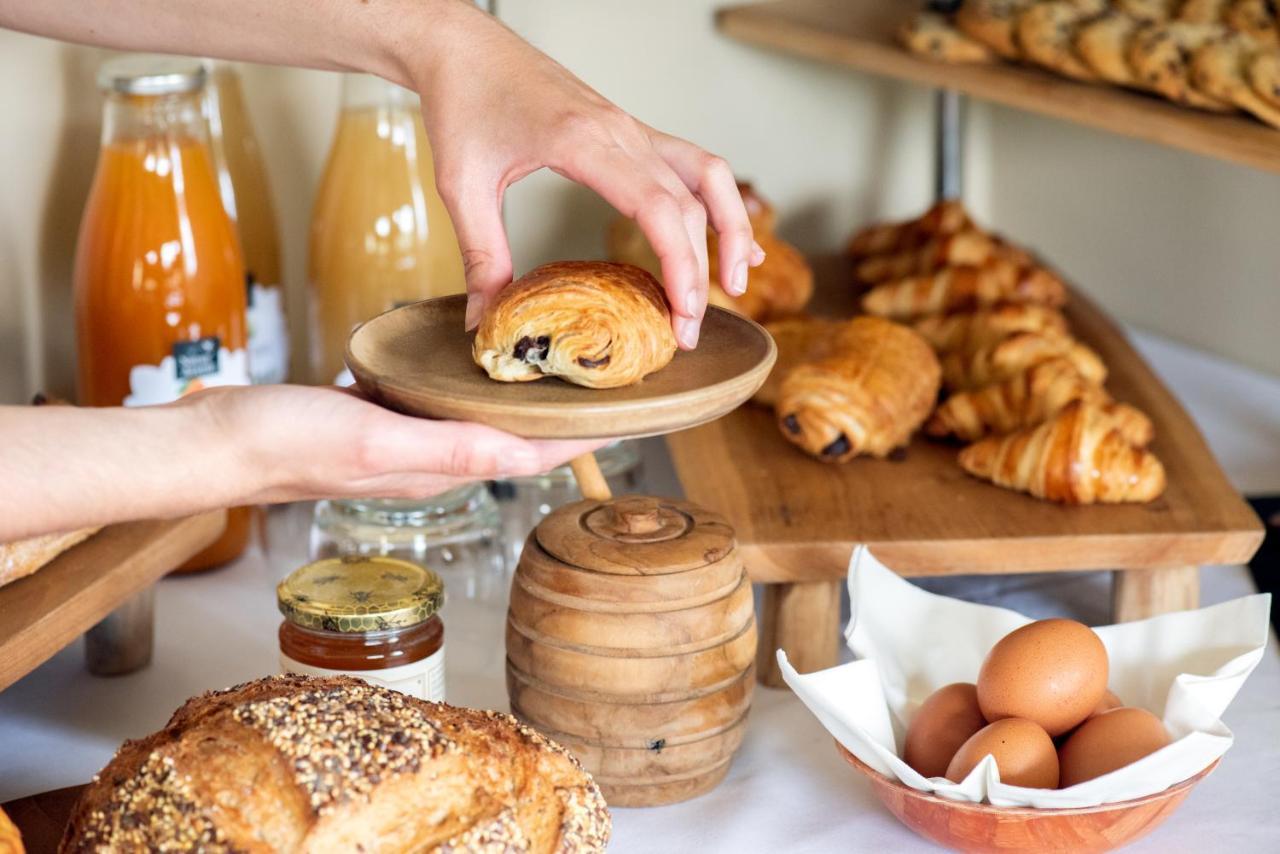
613,188,1165,505
898,0,1280,130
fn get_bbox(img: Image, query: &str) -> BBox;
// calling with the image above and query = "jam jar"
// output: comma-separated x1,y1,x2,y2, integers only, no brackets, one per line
277,555,445,701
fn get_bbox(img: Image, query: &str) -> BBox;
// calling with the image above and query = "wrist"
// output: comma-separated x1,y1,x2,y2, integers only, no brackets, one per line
182,389,276,507
379,0,477,93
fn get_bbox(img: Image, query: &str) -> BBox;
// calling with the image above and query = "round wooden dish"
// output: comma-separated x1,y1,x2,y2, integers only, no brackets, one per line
345,294,776,439
837,743,1217,854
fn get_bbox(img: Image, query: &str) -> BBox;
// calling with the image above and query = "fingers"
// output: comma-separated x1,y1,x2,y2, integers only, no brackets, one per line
435,170,514,330
362,412,545,482
553,140,709,349
651,134,756,299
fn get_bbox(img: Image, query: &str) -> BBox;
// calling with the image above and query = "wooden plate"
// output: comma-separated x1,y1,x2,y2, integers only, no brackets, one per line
345,295,776,439
837,742,1217,854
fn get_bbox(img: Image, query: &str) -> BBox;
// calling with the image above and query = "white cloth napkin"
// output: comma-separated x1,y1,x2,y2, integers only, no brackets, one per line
781,546,1271,808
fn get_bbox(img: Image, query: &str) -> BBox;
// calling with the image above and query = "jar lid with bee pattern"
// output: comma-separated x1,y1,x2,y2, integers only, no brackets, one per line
277,555,443,632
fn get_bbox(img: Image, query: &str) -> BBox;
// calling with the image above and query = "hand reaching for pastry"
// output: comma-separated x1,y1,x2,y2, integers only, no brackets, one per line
409,2,765,349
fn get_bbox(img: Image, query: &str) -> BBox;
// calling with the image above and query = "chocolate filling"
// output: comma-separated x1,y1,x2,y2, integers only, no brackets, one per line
577,355,611,369
782,414,801,435
821,434,851,458
513,335,551,363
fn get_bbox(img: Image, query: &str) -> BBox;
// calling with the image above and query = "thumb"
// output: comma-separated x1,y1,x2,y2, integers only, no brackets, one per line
441,175,513,330
382,416,545,480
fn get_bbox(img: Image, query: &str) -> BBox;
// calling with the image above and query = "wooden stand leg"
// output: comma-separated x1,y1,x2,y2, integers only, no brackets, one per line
569,453,613,502
85,586,155,676
1111,566,1199,623
756,580,842,689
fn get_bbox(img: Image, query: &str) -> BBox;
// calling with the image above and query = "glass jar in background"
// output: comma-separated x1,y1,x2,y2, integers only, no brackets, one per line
74,55,251,571
309,486,506,692
204,60,288,385
490,441,643,568
308,73,465,385
278,555,445,701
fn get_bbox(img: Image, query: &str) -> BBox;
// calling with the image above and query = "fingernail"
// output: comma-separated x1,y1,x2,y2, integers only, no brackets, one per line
677,318,700,349
464,295,483,331
684,290,701,318
730,261,748,296
750,241,766,266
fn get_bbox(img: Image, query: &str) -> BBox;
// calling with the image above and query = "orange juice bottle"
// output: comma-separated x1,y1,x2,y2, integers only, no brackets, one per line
204,60,289,385
73,55,251,571
308,74,465,384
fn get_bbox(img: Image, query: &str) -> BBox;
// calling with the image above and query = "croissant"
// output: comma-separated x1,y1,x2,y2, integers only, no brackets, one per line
927,357,1155,444
753,316,843,408
473,261,677,389
846,200,972,259
958,401,1166,504
941,331,1107,391
854,229,996,284
861,260,1068,320
913,304,1069,354
776,317,941,461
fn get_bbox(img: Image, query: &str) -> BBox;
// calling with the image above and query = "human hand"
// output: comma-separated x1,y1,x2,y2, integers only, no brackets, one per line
406,1,765,349
199,384,605,504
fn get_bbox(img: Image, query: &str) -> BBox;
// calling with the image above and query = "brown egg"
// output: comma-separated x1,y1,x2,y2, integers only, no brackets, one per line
902,683,987,778
946,718,1060,788
1089,688,1123,718
977,618,1108,737
1059,707,1171,787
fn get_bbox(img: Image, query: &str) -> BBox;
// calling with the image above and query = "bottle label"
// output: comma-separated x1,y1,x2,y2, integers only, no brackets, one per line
279,645,446,702
124,337,250,407
246,275,290,385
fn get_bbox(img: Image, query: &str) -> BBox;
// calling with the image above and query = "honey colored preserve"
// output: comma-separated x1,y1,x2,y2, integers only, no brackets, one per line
309,75,465,384
74,57,251,571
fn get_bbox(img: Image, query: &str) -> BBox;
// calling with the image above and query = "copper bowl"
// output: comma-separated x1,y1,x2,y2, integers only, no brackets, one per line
837,742,1218,854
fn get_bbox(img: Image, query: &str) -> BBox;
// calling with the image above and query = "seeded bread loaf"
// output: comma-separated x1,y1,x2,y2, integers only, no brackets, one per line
60,675,610,853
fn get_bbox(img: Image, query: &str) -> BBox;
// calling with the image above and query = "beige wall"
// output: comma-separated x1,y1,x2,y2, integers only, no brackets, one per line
0,1,1273,405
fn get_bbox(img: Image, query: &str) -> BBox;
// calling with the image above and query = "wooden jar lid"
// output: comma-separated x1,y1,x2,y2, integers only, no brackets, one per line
535,496,735,576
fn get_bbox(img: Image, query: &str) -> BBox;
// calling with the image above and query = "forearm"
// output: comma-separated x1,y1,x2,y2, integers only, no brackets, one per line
0,0,472,90
0,398,256,542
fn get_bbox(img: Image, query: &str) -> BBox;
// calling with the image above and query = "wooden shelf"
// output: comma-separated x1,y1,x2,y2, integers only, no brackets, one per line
0,511,226,692
665,282,1263,583
717,0,1280,175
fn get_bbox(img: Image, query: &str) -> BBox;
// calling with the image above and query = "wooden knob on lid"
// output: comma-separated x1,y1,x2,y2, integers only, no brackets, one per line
605,498,665,536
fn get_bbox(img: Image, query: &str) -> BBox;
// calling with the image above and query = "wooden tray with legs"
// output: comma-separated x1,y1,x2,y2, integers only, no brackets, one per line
666,283,1263,687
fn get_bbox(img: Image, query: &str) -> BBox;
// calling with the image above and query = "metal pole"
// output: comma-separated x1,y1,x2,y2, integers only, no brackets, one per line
934,89,965,202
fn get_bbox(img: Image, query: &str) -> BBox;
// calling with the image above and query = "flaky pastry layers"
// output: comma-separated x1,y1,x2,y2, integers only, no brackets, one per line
474,261,676,389
776,317,941,462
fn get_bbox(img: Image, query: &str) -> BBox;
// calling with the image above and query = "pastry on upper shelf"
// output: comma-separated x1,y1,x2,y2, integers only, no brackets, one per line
1016,1,1107,82
775,317,941,462
61,674,610,853
899,10,997,63
1127,21,1236,110
912,303,1069,354
1225,0,1279,46
607,182,812,322
1191,34,1280,127
941,330,1106,391
955,0,1038,59
1076,11,1146,85
846,199,971,259
753,316,843,408
1249,48,1280,107
473,261,676,389
958,400,1166,503
861,259,1068,320
927,356,1155,444
853,228,996,284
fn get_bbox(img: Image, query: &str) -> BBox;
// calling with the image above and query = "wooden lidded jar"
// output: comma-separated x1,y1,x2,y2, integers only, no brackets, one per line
506,495,756,807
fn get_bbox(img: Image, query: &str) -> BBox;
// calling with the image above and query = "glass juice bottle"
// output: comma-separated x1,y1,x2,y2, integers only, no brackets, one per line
204,60,289,385
73,55,251,571
308,74,466,385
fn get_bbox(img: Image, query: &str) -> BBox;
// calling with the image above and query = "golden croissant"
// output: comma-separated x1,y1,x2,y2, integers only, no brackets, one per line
958,401,1166,504
473,261,676,389
941,331,1106,391
776,317,941,461
861,260,1067,319
847,200,972,258
913,304,1069,354
854,229,995,284
927,357,1155,445
753,316,843,408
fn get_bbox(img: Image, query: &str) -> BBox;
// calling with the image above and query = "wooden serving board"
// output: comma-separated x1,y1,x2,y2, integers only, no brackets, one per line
0,511,226,693
716,0,1280,175
2,786,83,854
665,287,1263,581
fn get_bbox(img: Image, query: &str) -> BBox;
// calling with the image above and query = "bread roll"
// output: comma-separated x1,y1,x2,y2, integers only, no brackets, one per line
61,675,610,853
1,527,99,589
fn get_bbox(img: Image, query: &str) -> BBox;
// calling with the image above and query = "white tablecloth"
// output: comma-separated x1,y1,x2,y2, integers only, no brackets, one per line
2,327,1278,853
